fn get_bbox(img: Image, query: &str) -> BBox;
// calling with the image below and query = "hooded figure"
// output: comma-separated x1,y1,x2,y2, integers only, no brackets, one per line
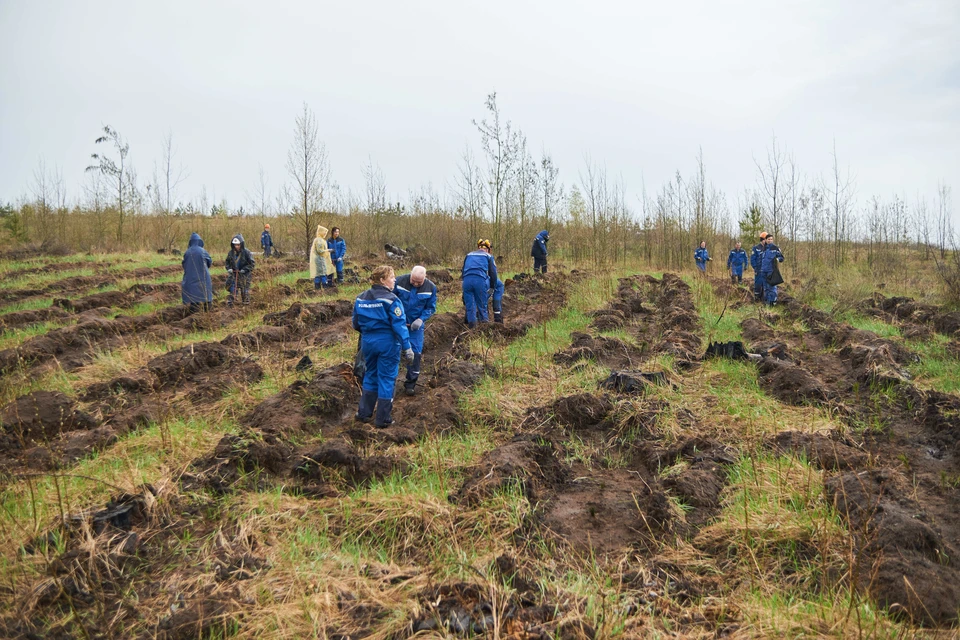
309,225,336,289
225,234,255,305
261,224,273,258
181,232,213,310
531,230,549,274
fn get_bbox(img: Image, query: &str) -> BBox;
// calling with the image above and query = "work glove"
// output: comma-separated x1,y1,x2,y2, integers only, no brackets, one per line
403,348,415,364
410,318,423,331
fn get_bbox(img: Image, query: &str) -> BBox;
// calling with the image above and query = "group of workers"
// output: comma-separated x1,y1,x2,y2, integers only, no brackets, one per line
695,232,785,305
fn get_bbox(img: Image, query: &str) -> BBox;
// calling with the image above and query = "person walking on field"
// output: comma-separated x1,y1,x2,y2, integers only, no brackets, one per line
750,232,768,302
727,241,748,284
760,233,785,306
694,241,712,273
461,239,498,328
394,265,437,396
181,232,213,312
225,234,255,305
353,266,414,427
261,224,273,258
531,230,549,274
327,227,346,284
309,225,336,290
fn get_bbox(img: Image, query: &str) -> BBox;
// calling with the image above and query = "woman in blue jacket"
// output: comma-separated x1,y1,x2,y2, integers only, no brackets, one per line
181,232,213,312
353,265,415,427
327,227,346,284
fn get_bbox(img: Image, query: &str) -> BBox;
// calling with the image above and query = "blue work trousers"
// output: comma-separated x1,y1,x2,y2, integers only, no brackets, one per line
463,276,490,324
361,334,401,400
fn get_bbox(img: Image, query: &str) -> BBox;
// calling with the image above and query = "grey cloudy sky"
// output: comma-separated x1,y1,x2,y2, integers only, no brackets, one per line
1,0,957,219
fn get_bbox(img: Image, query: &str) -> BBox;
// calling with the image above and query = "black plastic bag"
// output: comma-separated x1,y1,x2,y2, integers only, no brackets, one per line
766,261,784,286
353,336,365,382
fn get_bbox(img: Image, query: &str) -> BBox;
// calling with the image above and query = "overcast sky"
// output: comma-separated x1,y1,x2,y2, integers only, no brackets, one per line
1,0,957,220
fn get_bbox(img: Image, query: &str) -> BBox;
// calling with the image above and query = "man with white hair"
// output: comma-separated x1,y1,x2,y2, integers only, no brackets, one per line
393,265,438,395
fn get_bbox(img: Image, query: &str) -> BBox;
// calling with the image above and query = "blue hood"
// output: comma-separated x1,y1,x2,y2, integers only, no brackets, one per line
188,232,204,248
536,230,549,242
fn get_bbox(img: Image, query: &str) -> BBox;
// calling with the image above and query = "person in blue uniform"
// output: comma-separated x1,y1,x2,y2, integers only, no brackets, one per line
750,232,768,302
393,265,437,396
460,238,498,328
327,227,346,284
531,230,549,274
260,224,273,258
181,232,213,312
760,234,785,306
353,266,414,427
225,234,255,305
492,277,505,323
727,241,748,284
694,241,711,273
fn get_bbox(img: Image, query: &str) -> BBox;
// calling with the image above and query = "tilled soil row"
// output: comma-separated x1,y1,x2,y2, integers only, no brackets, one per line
445,272,741,637
858,292,960,342
0,298,360,477
6,273,578,640
0,282,183,330
0,259,308,377
0,264,184,308
742,295,960,626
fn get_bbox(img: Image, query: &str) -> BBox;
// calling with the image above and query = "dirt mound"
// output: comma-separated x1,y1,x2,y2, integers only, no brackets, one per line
826,470,960,625
838,343,912,385
148,342,263,393
525,393,614,431
757,358,830,405
53,290,130,313
427,267,454,283
553,332,648,368
0,391,97,444
241,363,358,436
740,317,776,344
767,430,866,470
452,437,567,506
296,439,409,487
589,308,627,330
540,465,675,555
663,463,726,528
0,306,71,329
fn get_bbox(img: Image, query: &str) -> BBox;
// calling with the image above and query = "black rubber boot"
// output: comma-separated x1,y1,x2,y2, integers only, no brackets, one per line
355,390,377,423
374,398,394,428
493,311,503,324
404,354,421,396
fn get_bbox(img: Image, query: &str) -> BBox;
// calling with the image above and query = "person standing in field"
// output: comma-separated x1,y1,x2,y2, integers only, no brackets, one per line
393,265,437,396
225,234,255,306
694,241,711,273
531,230,549,274
181,232,213,312
727,241,748,284
461,238,498,328
309,225,336,290
353,266,414,427
327,227,346,284
492,278,505,323
750,232,768,302
760,234,785,306
261,224,273,258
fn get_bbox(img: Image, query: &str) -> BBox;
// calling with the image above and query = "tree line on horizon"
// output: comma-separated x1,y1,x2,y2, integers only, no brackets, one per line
0,94,956,281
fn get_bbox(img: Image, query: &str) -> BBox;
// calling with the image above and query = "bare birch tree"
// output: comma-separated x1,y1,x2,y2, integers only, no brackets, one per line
286,102,329,256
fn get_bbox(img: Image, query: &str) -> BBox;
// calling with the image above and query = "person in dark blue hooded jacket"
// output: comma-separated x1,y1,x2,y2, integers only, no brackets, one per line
694,241,711,273
225,234,256,305
531,230,549,273
760,234,785,306
181,232,213,312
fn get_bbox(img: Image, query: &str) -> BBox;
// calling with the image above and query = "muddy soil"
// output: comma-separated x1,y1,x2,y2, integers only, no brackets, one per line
748,295,960,625
858,293,960,339
2,485,257,639
0,341,265,475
